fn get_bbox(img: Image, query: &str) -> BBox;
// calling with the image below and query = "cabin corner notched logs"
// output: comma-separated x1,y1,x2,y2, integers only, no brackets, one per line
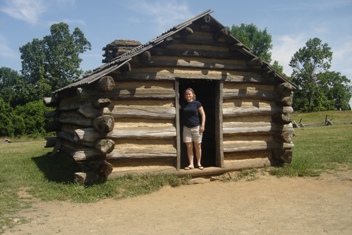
43,9,296,182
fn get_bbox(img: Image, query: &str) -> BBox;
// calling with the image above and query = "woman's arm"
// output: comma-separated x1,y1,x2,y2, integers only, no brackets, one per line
198,106,206,133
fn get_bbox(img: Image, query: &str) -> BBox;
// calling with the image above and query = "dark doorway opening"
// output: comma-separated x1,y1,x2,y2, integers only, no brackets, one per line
178,79,217,168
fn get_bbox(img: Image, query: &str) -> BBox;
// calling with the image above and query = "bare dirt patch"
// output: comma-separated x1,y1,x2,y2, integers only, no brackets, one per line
4,171,352,235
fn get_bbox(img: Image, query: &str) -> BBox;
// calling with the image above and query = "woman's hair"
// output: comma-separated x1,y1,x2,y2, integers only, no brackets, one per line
184,88,196,99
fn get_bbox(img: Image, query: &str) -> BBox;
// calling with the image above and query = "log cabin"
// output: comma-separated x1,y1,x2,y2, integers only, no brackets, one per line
44,9,296,184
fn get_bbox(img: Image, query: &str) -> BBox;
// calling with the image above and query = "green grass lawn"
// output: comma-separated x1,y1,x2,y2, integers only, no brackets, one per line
0,111,351,232
292,110,352,125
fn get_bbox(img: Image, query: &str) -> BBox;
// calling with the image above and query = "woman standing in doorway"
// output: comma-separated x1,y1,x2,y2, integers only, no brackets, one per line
181,88,206,170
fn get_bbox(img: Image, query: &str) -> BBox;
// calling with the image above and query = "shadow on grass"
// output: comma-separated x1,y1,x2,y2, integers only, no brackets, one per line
32,152,80,183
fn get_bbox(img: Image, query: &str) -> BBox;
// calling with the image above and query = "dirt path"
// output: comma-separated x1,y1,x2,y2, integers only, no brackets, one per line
4,172,352,235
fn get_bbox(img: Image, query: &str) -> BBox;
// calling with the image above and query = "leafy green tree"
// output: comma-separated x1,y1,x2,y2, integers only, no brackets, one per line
14,100,47,137
0,97,14,137
230,23,273,63
272,60,284,74
289,38,333,112
0,67,20,104
19,22,91,99
318,71,351,110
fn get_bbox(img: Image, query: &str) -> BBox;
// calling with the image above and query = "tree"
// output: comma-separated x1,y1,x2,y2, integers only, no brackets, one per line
272,60,284,74
230,23,273,63
0,97,15,137
289,37,333,112
318,71,351,110
0,67,20,104
0,67,31,107
20,22,91,99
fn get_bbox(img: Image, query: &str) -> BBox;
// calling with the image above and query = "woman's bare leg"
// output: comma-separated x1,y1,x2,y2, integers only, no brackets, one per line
194,142,202,167
185,142,194,168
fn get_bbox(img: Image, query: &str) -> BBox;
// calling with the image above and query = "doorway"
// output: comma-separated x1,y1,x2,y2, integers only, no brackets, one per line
178,79,219,168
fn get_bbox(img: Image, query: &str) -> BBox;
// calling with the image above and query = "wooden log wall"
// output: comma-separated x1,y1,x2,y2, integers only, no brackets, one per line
44,17,295,182
100,81,178,169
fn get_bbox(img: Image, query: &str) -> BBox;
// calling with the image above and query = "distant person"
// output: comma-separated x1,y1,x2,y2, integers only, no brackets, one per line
180,88,206,170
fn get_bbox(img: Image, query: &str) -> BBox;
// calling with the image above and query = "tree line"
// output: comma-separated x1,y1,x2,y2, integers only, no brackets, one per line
0,22,351,137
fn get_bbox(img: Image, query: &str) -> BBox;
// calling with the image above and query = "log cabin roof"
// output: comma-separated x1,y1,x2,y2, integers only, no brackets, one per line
54,9,295,94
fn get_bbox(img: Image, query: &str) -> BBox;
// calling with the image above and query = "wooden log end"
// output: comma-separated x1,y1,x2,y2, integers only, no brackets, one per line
272,113,292,124
93,115,115,133
92,98,111,109
276,82,295,95
272,149,293,164
44,121,62,132
94,138,115,154
97,76,115,91
43,97,59,107
45,137,58,148
74,172,100,185
88,160,113,179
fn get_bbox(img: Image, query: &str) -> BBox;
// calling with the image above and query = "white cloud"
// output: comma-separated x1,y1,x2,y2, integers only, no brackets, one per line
271,34,308,76
0,33,17,58
331,40,352,78
0,0,47,25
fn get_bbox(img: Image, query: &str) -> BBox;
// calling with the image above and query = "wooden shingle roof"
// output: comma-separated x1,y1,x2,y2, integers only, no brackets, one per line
54,9,294,93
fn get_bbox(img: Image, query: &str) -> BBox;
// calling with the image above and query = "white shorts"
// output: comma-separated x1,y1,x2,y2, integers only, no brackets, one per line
183,126,203,143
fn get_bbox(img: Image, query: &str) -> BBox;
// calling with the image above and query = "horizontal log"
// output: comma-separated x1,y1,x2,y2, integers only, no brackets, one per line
75,128,103,142
107,152,177,159
108,159,271,179
45,137,58,148
44,110,59,118
73,149,105,161
103,105,176,119
57,130,79,143
223,123,294,135
223,90,276,100
58,97,80,111
114,68,274,83
223,105,293,117
223,140,294,153
107,139,176,159
78,103,103,118
77,82,175,101
108,126,176,139
167,42,230,52
58,112,92,126
143,56,248,70
43,97,59,107
44,121,62,132
224,150,272,160
169,31,223,46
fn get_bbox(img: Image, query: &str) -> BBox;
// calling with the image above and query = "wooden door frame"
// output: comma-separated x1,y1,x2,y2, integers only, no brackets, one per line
175,79,223,170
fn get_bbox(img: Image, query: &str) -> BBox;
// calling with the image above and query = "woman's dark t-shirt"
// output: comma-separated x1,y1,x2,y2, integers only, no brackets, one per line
182,100,202,128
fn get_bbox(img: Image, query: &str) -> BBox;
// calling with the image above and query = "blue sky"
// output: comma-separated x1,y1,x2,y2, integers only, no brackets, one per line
1,0,352,82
